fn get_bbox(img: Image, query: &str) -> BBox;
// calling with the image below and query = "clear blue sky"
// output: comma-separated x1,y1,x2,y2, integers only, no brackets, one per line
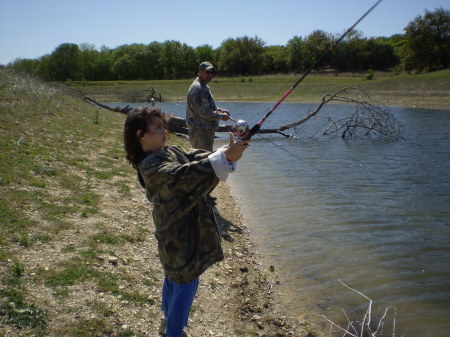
0,0,447,65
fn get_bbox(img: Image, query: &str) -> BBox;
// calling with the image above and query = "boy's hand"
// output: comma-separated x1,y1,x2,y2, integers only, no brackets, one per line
224,132,250,162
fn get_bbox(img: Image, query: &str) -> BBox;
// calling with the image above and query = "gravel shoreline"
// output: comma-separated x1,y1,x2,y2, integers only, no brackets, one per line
181,182,314,337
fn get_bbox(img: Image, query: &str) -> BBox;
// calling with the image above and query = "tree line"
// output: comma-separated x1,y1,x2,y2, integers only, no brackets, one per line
5,8,448,81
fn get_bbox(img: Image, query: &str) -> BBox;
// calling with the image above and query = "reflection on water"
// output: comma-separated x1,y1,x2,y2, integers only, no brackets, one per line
123,101,450,337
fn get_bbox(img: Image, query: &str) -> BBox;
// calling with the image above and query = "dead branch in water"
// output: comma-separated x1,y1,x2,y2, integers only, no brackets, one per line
319,279,397,337
319,88,406,141
260,87,406,141
72,86,406,141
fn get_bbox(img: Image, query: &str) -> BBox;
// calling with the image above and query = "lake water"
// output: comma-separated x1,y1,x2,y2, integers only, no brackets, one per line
119,101,450,337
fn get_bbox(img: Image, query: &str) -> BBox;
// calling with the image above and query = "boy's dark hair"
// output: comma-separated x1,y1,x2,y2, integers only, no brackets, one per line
123,106,167,169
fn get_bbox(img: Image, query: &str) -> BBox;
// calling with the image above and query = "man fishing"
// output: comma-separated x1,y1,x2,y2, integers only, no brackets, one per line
186,61,231,151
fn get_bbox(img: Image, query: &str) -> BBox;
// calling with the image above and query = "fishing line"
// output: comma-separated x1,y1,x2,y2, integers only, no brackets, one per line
238,0,383,141
230,117,328,174
254,133,329,175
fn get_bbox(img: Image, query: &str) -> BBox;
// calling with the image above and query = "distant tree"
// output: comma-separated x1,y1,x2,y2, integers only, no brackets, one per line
96,46,114,80
79,43,100,81
286,36,304,72
195,44,216,66
402,7,450,71
262,45,289,73
365,39,398,69
302,30,333,72
7,25,427,81
376,34,407,50
218,36,265,76
137,42,161,80
373,35,405,70
332,31,396,73
34,54,52,80
332,30,364,72
48,43,83,81
178,43,197,78
160,40,182,79
112,44,147,80
9,58,40,75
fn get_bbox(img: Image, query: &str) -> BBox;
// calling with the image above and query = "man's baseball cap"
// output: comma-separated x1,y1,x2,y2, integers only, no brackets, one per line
198,61,215,71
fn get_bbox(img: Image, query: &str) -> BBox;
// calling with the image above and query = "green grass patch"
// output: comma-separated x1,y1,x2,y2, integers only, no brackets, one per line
79,247,101,260
0,287,48,329
11,260,25,278
37,252,151,306
91,232,120,245
33,165,57,176
97,277,153,306
143,270,159,287
115,180,132,196
61,317,132,337
42,259,101,288
119,232,146,243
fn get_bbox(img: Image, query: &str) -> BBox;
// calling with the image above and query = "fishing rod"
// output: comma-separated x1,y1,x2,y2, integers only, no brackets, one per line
234,0,383,140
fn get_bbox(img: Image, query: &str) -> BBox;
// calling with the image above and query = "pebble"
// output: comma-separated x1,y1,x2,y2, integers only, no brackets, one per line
251,314,261,321
108,256,118,265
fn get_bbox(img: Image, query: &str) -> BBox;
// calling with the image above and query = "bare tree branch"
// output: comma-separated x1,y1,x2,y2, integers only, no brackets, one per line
319,279,397,337
72,86,406,142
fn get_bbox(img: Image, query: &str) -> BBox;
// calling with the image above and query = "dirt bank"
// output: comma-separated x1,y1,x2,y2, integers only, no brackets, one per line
182,182,314,337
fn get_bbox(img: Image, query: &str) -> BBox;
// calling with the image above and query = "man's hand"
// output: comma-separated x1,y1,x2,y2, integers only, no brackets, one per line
224,132,250,162
218,108,231,121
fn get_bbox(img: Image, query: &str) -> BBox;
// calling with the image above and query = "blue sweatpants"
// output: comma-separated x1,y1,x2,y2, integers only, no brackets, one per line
161,277,199,337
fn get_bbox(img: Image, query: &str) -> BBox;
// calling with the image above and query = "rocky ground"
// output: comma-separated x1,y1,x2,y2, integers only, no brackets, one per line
1,161,316,337
181,183,315,337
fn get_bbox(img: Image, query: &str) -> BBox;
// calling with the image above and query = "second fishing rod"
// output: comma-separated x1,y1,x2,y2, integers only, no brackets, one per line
232,0,383,141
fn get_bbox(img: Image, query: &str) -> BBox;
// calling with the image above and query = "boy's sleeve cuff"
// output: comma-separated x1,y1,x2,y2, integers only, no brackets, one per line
208,147,236,181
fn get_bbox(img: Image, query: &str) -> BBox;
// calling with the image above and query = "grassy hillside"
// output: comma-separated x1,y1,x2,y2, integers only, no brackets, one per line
0,70,187,336
65,69,450,110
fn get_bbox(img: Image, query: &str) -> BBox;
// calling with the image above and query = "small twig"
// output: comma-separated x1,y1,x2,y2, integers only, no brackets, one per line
320,279,396,337
16,135,24,146
338,279,373,327
342,309,358,336
318,314,357,337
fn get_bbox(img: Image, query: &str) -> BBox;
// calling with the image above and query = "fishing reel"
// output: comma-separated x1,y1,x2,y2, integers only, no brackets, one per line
231,119,250,139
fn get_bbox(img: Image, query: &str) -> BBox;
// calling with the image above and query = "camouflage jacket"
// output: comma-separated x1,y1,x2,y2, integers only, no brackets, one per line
186,77,223,130
139,145,224,284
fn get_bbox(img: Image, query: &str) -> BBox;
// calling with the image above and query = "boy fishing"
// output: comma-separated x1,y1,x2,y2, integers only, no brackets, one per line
123,106,249,337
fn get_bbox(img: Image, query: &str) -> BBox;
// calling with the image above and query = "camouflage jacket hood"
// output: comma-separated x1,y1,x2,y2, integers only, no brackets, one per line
138,145,224,283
